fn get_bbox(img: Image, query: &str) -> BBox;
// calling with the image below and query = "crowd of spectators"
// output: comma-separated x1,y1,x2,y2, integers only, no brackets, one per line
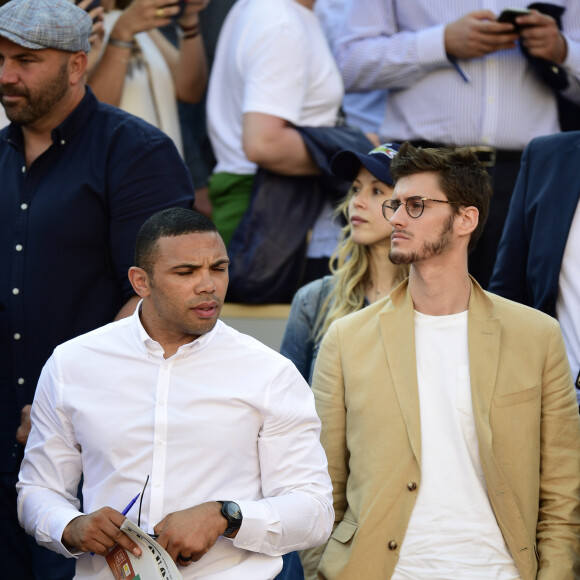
2,0,580,579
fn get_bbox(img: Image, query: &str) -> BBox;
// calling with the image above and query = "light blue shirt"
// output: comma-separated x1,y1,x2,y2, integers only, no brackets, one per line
333,0,580,148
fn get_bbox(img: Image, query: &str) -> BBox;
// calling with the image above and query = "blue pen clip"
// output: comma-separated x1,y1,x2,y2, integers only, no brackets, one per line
447,54,471,83
121,493,141,516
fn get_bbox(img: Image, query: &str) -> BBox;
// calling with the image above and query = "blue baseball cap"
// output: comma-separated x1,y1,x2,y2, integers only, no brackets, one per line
331,143,401,185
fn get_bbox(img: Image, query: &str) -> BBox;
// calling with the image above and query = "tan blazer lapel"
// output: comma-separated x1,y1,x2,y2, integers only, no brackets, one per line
467,278,502,446
379,283,422,465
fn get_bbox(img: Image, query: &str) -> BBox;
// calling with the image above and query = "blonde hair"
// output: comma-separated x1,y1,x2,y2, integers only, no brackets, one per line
313,195,408,343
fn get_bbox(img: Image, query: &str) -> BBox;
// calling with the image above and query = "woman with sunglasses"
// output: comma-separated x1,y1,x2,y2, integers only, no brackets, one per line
280,143,409,384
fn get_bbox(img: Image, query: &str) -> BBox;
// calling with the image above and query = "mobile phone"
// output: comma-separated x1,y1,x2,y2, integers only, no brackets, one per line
497,8,531,29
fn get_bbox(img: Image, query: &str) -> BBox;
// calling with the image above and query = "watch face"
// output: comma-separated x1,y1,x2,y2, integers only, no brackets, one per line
224,501,242,521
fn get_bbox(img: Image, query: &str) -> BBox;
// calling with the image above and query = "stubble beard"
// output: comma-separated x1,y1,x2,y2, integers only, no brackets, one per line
389,212,456,265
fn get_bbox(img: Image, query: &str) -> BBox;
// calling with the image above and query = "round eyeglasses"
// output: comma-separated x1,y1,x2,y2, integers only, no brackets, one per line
382,196,460,220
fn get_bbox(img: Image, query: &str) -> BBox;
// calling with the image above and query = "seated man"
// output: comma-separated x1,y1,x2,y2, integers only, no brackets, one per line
302,143,580,579
17,208,333,580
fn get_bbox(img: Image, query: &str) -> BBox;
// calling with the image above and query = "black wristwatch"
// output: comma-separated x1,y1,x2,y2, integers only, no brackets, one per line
218,501,243,537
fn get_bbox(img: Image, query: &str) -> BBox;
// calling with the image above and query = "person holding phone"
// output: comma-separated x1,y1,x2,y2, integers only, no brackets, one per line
87,0,210,156
329,0,580,290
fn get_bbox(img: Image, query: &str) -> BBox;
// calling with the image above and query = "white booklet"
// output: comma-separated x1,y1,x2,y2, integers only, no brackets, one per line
105,519,183,580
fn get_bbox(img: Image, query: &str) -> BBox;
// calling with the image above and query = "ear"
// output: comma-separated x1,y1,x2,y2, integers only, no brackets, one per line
68,51,88,86
128,267,152,298
456,206,479,239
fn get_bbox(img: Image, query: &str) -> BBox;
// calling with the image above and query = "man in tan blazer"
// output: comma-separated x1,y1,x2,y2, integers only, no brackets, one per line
302,143,580,579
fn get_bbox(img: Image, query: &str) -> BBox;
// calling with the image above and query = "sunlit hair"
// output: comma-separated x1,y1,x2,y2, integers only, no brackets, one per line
313,191,409,343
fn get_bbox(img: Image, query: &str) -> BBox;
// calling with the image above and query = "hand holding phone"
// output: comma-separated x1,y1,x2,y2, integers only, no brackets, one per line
497,8,532,32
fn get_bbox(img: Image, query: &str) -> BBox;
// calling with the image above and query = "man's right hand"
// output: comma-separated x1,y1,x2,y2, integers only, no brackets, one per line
62,507,142,557
445,10,519,59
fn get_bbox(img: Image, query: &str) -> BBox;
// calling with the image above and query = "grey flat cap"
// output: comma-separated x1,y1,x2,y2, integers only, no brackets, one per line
0,0,92,52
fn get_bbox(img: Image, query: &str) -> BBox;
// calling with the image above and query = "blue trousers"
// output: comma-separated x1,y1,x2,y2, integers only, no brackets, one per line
275,551,304,580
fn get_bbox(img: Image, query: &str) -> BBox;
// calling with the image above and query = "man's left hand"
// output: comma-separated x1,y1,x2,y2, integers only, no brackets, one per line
517,9,567,63
153,502,228,567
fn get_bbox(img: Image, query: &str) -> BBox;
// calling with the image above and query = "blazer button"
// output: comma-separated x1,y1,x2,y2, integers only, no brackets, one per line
407,481,417,491
388,540,397,551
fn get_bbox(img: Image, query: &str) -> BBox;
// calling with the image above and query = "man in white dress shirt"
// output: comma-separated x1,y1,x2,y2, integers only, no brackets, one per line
16,208,334,580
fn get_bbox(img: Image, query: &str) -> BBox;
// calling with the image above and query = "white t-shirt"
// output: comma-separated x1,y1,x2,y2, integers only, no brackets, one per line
207,0,344,175
557,201,580,400
392,311,521,580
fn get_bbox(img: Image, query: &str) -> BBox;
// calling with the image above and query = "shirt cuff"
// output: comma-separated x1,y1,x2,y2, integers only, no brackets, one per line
231,500,273,552
561,35,580,76
49,509,85,558
416,24,449,68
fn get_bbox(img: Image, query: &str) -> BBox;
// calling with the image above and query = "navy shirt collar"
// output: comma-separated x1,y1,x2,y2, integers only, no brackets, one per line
3,86,98,151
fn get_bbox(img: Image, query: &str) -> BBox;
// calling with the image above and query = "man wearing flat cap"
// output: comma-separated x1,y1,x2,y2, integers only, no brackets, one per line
0,0,195,577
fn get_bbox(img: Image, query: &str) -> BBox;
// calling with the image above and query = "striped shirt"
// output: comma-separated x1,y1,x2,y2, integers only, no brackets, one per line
333,0,580,149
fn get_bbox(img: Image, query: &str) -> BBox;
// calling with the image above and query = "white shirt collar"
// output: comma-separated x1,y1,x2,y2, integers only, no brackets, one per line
130,299,222,359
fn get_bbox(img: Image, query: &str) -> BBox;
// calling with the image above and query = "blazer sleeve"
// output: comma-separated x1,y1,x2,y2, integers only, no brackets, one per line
536,321,580,579
300,321,349,580
488,143,532,304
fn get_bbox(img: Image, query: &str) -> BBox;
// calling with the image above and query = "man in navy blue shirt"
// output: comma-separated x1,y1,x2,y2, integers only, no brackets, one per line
0,0,195,577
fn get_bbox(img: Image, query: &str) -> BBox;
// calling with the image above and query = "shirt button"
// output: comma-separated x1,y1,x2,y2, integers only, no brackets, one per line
60,139,66,145
388,540,398,551
407,481,417,491
21,165,25,173
15,244,23,251
12,288,20,295
21,203,28,210
156,440,163,446
17,378,25,385
14,333,21,340
154,481,161,487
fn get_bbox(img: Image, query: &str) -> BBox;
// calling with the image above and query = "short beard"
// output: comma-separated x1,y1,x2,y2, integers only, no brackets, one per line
1,59,69,126
389,212,455,265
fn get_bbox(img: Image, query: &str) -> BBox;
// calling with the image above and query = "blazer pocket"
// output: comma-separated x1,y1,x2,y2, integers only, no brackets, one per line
494,385,540,407
330,519,357,544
